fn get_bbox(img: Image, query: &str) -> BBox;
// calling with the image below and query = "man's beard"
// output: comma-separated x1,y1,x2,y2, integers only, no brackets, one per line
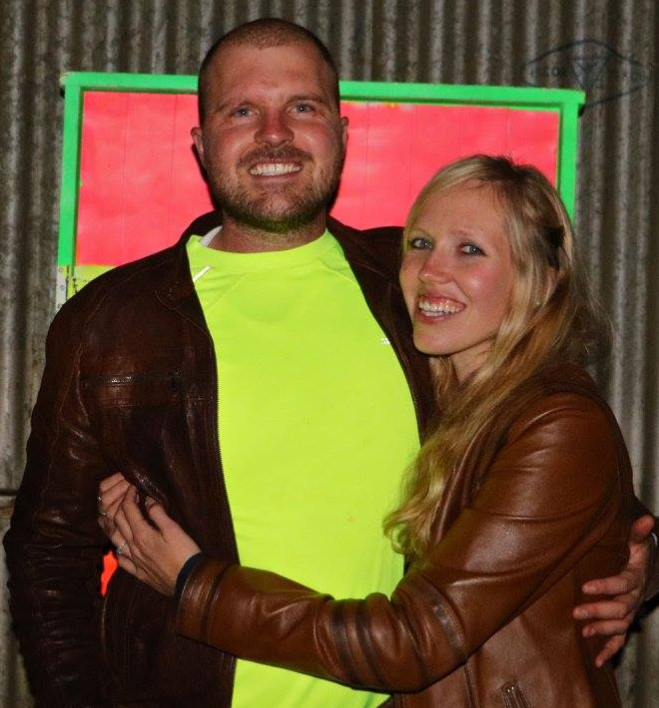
207,146,344,234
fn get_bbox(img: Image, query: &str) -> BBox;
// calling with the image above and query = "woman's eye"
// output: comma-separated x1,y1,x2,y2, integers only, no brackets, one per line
408,236,433,250
460,243,484,256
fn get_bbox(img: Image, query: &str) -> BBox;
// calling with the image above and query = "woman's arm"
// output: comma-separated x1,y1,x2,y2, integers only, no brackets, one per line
171,392,630,691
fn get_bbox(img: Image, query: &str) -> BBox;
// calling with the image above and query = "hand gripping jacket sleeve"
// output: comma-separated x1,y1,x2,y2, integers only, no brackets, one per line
177,381,635,707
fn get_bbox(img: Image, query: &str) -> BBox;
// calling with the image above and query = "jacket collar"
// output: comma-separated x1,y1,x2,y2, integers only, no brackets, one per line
162,211,394,302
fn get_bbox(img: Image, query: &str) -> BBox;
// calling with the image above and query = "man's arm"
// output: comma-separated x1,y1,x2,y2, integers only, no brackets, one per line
626,498,659,600
574,511,658,665
3,298,113,708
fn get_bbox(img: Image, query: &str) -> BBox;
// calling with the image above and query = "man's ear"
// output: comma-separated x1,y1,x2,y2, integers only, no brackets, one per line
191,127,205,168
339,115,349,150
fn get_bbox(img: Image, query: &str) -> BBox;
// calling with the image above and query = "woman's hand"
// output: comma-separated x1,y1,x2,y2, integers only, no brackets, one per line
97,472,131,550
98,476,200,596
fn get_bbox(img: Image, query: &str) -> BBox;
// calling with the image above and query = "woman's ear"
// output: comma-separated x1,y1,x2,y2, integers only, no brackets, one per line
544,266,558,300
535,268,558,308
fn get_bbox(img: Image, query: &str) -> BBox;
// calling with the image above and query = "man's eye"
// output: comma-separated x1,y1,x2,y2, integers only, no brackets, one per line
460,243,485,256
232,107,252,117
408,236,433,250
293,103,314,113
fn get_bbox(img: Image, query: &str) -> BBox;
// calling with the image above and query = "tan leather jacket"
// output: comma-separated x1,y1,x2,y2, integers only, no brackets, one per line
178,365,636,708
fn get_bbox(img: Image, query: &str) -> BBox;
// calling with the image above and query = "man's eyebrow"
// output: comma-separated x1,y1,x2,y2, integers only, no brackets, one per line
287,93,329,104
214,99,252,113
212,94,329,114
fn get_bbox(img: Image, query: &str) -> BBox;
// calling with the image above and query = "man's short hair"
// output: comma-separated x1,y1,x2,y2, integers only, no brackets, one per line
197,18,340,123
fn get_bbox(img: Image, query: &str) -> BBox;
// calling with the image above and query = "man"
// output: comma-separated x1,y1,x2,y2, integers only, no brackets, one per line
5,18,657,708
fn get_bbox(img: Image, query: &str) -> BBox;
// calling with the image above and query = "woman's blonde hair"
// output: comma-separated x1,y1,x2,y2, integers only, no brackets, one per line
385,155,608,558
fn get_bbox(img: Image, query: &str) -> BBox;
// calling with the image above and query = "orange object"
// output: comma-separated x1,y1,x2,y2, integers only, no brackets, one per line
101,552,118,595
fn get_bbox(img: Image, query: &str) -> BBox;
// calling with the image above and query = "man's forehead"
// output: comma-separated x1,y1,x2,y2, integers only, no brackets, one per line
206,42,335,96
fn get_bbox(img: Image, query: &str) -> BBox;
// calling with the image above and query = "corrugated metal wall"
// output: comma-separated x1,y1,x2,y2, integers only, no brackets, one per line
1,0,657,705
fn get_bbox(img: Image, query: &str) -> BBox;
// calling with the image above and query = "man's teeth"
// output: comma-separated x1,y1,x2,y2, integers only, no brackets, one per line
418,297,464,315
249,163,301,176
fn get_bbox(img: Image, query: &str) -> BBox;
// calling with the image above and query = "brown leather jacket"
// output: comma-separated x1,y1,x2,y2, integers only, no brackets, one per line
177,365,636,708
3,215,435,708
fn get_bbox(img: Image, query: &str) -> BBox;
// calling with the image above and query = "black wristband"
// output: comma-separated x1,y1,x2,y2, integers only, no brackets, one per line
174,552,205,603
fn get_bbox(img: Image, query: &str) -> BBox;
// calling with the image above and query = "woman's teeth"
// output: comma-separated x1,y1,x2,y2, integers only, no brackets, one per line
418,297,464,316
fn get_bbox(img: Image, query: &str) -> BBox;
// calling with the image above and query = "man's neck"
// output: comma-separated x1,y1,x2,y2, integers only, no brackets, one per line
209,214,328,253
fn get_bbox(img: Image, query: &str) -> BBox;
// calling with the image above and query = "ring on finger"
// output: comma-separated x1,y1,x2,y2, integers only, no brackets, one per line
116,541,127,556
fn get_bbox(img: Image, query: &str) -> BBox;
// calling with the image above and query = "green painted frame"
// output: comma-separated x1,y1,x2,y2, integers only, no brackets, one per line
57,72,584,296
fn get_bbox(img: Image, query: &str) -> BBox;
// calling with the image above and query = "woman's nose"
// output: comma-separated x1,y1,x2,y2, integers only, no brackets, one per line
419,252,452,283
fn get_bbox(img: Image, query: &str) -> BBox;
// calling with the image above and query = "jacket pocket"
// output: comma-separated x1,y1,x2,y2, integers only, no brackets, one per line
102,570,226,704
84,370,182,408
501,681,530,708
100,570,139,689
101,570,172,697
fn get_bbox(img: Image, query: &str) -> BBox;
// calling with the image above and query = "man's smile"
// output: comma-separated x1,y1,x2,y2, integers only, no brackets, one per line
248,162,303,177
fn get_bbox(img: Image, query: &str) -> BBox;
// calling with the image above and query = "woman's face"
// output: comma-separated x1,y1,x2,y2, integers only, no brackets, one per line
400,182,515,382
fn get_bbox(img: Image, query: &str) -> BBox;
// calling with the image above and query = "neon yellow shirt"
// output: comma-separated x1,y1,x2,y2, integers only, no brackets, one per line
188,231,418,708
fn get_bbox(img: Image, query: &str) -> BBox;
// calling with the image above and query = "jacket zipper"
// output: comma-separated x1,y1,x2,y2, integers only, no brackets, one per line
349,270,423,437
84,371,181,387
501,682,530,708
389,326,422,433
160,284,239,708
378,294,423,437
210,341,238,706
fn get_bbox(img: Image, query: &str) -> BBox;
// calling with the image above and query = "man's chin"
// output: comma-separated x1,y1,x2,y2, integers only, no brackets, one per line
221,201,326,234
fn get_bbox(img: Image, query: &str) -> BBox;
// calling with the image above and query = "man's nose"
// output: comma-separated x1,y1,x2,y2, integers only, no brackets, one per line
255,110,294,146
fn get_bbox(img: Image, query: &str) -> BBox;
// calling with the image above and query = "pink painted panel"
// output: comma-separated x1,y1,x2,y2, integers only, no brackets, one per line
77,92,559,266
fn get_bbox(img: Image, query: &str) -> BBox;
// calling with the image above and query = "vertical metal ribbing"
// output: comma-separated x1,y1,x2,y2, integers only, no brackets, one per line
0,0,657,705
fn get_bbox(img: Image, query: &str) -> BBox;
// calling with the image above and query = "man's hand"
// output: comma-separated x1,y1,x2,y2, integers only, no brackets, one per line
573,514,655,666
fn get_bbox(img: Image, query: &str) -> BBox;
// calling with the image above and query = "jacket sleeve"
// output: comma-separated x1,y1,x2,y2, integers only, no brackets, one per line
3,297,114,708
177,393,628,692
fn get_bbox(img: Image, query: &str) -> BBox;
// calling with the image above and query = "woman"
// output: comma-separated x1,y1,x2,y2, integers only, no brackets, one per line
102,156,636,706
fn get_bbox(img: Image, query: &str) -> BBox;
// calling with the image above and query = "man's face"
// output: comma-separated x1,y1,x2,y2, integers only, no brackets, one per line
192,42,348,234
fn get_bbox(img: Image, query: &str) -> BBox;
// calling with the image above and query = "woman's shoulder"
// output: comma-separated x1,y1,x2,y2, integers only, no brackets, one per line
459,363,625,492
508,362,608,415
518,361,599,397
502,362,621,457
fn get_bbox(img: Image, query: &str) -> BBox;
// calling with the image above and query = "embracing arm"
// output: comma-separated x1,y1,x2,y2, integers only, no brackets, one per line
176,394,630,691
3,300,113,708
643,517,659,598
621,499,659,601
572,501,658,665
